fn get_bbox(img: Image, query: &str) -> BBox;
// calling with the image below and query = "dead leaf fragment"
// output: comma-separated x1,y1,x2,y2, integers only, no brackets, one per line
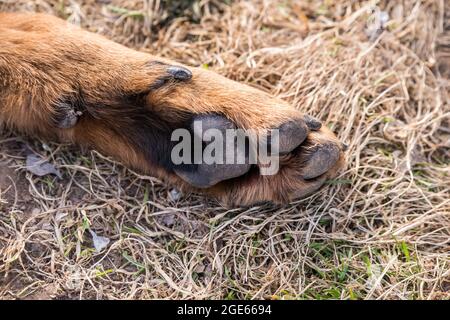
26,154,62,179
89,229,110,252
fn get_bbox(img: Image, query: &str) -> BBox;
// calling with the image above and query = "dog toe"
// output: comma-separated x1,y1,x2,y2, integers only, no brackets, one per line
301,143,341,180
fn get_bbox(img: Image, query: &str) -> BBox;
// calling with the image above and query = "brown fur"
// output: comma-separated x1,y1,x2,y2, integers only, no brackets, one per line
0,12,345,206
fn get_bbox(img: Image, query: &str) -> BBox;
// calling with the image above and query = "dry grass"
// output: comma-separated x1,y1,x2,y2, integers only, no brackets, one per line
0,0,449,300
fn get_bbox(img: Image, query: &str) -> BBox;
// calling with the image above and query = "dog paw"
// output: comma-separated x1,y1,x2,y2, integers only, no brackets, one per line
169,113,346,205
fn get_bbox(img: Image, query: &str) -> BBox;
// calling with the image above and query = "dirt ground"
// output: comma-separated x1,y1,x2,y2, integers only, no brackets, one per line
0,0,449,299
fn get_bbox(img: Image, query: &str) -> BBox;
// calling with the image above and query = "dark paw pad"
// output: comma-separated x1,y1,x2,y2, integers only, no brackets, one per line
276,120,309,153
302,143,341,179
173,114,252,188
54,101,82,129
